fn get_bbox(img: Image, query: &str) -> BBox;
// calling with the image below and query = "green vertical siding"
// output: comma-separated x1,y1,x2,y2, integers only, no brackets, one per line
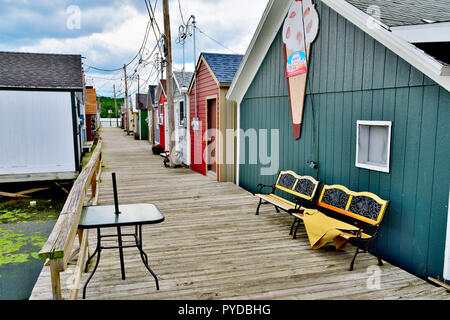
239,2,450,280
140,110,149,140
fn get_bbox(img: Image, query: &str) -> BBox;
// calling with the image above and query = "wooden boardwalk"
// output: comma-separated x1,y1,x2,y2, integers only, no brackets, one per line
30,128,449,300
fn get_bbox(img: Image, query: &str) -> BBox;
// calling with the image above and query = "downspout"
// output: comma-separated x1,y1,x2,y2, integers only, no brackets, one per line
236,101,241,186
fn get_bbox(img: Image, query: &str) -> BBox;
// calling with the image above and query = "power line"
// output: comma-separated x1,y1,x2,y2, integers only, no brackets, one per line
86,39,161,89
87,0,174,98
196,26,239,55
84,19,152,73
145,0,163,45
177,0,186,26
127,67,160,99
86,74,124,81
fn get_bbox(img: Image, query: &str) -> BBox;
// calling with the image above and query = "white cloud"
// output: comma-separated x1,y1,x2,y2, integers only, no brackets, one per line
19,4,152,64
11,0,269,96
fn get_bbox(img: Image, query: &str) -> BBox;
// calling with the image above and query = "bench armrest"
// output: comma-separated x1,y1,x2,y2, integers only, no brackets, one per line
256,184,275,195
351,221,380,235
287,208,305,215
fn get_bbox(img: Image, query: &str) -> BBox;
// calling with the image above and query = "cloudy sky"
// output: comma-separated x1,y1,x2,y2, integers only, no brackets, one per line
0,0,269,97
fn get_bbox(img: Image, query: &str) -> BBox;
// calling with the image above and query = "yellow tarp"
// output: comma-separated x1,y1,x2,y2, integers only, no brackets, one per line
302,209,359,250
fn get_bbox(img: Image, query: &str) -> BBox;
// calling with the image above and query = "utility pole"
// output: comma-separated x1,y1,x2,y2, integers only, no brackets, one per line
137,74,140,140
162,0,175,167
192,16,198,120
161,56,165,80
123,64,129,135
113,84,118,128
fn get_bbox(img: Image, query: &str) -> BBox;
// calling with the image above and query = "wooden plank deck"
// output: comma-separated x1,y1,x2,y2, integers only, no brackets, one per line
30,128,449,300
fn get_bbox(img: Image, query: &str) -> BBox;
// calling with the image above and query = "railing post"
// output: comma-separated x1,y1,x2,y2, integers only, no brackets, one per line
91,170,97,199
37,141,102,300
50,260,63,300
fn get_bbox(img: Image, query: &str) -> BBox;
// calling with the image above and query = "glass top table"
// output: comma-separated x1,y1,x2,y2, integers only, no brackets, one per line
79,203,165,229
78,203,164,299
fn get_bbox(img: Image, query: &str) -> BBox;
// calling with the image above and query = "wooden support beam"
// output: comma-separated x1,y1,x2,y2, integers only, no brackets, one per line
54,182,70,195
50,260,63,300
19,187,50,196
69,229,89,300
0,187,49,199
0,191,31,198
0,172,78,183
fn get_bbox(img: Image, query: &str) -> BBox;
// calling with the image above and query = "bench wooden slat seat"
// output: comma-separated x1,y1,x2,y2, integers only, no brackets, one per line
256,194,298,211
254,171,321,235
291,184,390,270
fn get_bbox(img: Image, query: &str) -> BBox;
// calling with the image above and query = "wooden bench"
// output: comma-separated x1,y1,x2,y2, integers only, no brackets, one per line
254,171,321,231
82,141,94,153
291,184,390,271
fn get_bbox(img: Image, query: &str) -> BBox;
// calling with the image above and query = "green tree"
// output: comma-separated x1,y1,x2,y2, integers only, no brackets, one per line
98,96,124,118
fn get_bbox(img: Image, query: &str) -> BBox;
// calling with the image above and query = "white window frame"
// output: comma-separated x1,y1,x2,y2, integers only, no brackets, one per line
179,100,186,127
159,104,164,125
355,120,392,173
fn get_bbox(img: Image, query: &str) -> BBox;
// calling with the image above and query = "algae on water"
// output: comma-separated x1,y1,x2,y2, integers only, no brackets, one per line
0,228,48,267
0,199,62,224
0,199,62,267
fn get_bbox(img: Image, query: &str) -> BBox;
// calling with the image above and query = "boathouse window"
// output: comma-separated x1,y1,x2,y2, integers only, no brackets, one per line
179,101,185,126
356,121,392,173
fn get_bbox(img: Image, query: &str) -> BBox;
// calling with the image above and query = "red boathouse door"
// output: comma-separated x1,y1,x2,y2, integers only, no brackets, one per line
207,99,217,174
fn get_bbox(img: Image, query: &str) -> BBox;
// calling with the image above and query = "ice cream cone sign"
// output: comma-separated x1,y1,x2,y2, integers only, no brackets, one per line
282,0,319,140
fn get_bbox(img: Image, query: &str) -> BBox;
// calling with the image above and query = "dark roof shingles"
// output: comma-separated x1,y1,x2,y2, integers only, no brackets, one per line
345,0,450,27
0,51,83,89
202,53,243,84
173,71,194,89
136,93,148,110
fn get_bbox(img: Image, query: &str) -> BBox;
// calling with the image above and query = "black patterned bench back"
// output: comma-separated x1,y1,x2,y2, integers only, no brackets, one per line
318,185,389,226
275,171,320,201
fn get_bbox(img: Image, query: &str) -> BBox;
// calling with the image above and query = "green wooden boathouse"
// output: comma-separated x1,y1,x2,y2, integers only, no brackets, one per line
227,0,450,282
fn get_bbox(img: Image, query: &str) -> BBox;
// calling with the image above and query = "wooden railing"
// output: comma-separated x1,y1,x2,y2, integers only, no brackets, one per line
38,141,103,300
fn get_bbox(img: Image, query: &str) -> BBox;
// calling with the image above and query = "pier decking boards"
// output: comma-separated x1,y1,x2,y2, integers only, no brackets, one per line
30,128,449,300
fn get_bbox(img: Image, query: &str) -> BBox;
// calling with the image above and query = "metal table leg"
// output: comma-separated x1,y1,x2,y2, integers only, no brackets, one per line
83,224,160,299
117,226,126,280
84,245,99,273
83,228,102,299
136,224,159,290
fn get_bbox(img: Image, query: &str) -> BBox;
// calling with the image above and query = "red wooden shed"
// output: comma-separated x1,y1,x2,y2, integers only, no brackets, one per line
155,79,168,151
188,53,243,182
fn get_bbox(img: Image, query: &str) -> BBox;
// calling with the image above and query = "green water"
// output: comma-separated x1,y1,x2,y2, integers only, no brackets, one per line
0,197,64,300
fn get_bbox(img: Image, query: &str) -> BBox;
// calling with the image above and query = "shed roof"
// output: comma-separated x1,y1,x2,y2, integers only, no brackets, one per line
173,71,194,89
155,79,167,106
148,85,157,105
136,93,148,110
345,0,450,27
0,51,83,90
202,53,244,84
